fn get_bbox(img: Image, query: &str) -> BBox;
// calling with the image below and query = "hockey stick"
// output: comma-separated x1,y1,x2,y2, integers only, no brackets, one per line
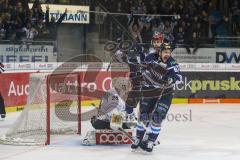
119,125,160,146
106,61,112,72
134,83,167,147
118,127,134,143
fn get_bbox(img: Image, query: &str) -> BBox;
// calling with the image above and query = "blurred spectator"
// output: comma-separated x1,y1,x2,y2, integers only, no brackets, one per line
151,21,161,34
141,20,152,44
120,0,131,13
163,20,173,34
174,26,191,54
174,26,185,44
191,22,204,53
230,0,240,36
45,5,67,39
31,0,44,26
22,22,38,41
35,18,48,38
0,16,6,39
215,15,230,47
128,16,143,43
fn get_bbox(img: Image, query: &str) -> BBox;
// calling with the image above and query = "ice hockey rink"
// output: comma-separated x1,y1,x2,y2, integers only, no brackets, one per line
0,104,240,160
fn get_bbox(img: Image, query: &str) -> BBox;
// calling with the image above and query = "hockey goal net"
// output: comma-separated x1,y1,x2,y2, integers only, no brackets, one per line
0,73,81,145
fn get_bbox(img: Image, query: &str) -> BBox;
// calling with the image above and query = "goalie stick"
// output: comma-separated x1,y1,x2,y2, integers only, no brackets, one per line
118,127,134,143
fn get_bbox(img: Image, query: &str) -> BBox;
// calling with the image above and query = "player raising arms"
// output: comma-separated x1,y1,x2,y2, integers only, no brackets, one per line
131,43,182,152
124,32,164,120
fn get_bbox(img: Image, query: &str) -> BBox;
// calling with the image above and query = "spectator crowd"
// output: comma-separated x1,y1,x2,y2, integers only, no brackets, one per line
0,0,239,47
98,0,240,47
0,0,66,42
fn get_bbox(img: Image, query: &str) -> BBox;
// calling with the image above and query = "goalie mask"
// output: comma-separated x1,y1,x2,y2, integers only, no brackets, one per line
151,32,164,49
112,77,131,96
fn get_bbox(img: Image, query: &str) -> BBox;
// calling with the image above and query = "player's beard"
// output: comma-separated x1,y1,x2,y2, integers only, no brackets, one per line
162,55,170,62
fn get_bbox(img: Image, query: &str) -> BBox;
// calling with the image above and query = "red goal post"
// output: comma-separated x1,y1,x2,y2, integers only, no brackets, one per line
45,72,82,145
0,72,82,145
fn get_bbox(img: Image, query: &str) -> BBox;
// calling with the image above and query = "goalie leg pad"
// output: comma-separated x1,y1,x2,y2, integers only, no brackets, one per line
91,118,111,130
81,130,96,146
96,130,133,145
82,130,133,145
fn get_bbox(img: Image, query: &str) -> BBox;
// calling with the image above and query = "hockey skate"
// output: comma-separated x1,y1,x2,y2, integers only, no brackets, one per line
139,140,148,151
131,132,148,151
0,114,5,121
145,140,154,152
131,137,141,150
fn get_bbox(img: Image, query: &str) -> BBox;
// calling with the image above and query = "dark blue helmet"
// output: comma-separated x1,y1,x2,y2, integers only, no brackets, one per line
159,43,174,53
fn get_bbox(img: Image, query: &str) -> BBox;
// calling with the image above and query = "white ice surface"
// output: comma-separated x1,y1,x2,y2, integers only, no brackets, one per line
0,104,240,160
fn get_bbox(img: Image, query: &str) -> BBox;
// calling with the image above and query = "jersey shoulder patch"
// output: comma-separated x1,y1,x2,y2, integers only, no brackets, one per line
167,57,178,67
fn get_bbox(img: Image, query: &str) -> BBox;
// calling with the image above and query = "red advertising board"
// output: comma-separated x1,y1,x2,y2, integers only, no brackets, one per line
0,72,31,107
0,71,128,108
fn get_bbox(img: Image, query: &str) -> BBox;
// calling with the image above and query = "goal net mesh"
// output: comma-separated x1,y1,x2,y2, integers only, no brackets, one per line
0,73,81,145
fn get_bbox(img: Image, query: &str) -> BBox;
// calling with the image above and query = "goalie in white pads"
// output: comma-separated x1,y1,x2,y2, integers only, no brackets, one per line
82,77,135,145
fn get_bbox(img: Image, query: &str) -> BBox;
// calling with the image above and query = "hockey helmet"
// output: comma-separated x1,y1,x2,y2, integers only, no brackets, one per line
151,32,164,48
112,77,131,92
159,43,173,53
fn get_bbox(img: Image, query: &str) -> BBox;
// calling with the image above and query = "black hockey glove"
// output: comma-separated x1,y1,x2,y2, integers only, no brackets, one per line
162,75,175,86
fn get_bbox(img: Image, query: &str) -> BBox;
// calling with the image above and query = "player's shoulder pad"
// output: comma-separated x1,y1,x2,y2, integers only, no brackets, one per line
167,56,178,67
145,53,158,62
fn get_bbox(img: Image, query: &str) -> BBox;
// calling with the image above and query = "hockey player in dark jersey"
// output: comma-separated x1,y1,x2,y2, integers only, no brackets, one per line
124,44,145,120
131,43,182,152
125,32,164,120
